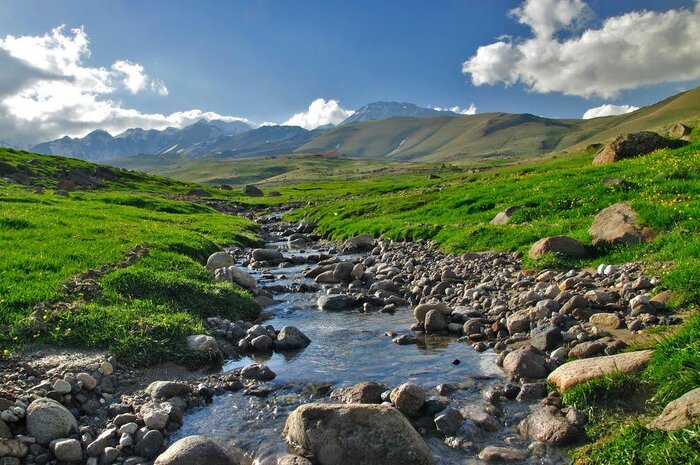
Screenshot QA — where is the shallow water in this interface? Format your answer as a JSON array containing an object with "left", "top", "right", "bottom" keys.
[{"left": 173, "top": 245, "right": 567, "bottom": 464}]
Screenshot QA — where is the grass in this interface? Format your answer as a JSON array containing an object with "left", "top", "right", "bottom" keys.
[
  {"left": 564, "top": 315, "right": 700, "bottom": 465},
  {"left": 0, "top": 149, "right": 262, "bottom": 365}
]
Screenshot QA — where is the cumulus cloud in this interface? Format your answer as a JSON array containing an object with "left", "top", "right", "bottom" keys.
[
  {"left": 0, "top": 26, "right": 244, "bottom": 145},
  {"left": 582, "top": 104, "right": 639, "bottom": 119},
  {"left": 462, "top": 0, "right": 700, "bottom": 98},
  {"left": 283, "top": 98, "right": 354, "bottom": 130},
  {"left": 434, "top": 104, "right": 477, "bottom": 115}
]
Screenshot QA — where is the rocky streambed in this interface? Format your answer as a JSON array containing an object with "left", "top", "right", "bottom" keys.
[{"left": 0, "top": 209, "right": 679, "bottom": 465}]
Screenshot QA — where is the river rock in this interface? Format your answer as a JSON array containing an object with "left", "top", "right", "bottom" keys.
[
  {"left": 186, "top": 335, "right": 220, "bottom": 356},
  {"left": 530, "top": 324, "right": 561, "bottom": 351},
  {"left": 424, "top": 309, "right": 447, "bottom": 332},
  {"left": 0, "top": 439, "right": 27, "bottom": 458},
  {"left": 519, "top": 406, "right": 579, "bottom": 446},
  {"left": 317, "top": 294, "right": 359, "bottom": 311},
  {"left": 252, "top": 248, "right": 284, "bottom": 262},
  {"left": 547, "top": 350, "right": 653, "bottom": 392},
  {"left": 146, "top": 381, "right": 193, "bottom": 400},
  {"left": 240, "top": 363, "right": 276, "bottom": 381},
  {"left": 135, "top": 430, "right": 164, "bottom": 458},
  {"left": 53, "top": 379, "right": 72, "bottom": 394},
  {"left": 251, "top": 335, "right": 273, "bottom": 351},
  {"left": 648, "top": 387, "right": 700, "bottom": 432},
  {"left": 26, "top": 398, "right": 78, "bottom": 445},
  {"left": 330, "top": 381, "right": 388, "bottom": 404},
  {"left": 76, "top": 372, "right": 97, "bottom": 390},
  {"left": 389, "top": 382, "right": 425, "bottom": 416},
  {"left": 434, "top": 408, "right": 463, "bottom": 436},
  {"left": 413, "top": 302, "right": 449, "bottom": 323},
  {"left": 528, "top": 236, "right": 588, "bottom": 259},
  {"left": 593, "top": 131, "right": 679, "bottom": 166},
  {"left": 502, "top": 347, "right": 549, "bottom": 379},
  {"left": 53, "top": 438, "right": 82, "bottom": 463},
  {"left": 490, "top": 206, "right": 521, "bottom": 225},
  {"left": 333, "top": 262, "right": 355, "bottom": 282},
  {"left": 589, "top": 203, "right": 652, "bottom": 247},
  {"left": 229, "top": 266, "right": 257, "bottom": 289},
  {"left": 273, "top": 326, "right": 311, "bottom": 350},
  {"left": 478, "top": 446, "right": 528, "bottom": 462},
  {"left": 344, "top": 234, "right": 375, "bottom": 251},
  {"left": 315, "top": 271, "right": 339, "bottom": 284},
  {"left": 155, "top": 435, "right": 244, "bottom": 465},
  {"left": 568, "top": 340, "right": 606, "bottom": 359},
  {"left": 283, "top": 403, "right": 435, "bottom": 465},
  {"left": 589, "top": 313, "right": 622, "bottom": 329},
  {"left": 206, "top": 251, "right": 234, "bottom": 271},
  {"left": 506, "top": 309, "right": 531, "bottom": 334}
]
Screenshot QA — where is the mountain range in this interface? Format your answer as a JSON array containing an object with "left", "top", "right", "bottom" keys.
[{"left": 17, "top": 89, "right": 700, "bottom": 164}]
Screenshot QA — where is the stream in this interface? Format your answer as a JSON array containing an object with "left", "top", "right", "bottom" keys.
[{"left": 171, "top": 237, "right": 568, "bottom": 464}]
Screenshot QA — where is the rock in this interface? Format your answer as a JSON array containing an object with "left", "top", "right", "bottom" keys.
[
  {"left": 101, "top": 447, "right": 120, "bottom": 464},
  {"left": 53, "top": 379, "right": 72, "bottom": 394},
  {"left": 206, "top": 251, "right": 234, "bottom": 271},
  {"left": 490, "top": 206, "right": 521, "bottom": 225},
  {"left": 389, "top": 383, "right": 425, "bottom": 416},
  {"left": 589, "top": 313, "right": 622, "bottom": 329},
  {"left": 506, "top": 309, "right": 531, "bottom": 334},
  {"left": 333, "top": 262, "right": 355, "bottom": 282},
  {"left": 568, "top": 341, "right": 606, "bottom": 359},
  {"left": 243, "top": 185, "right": 264, "bottom": 197},
  {"left": 478, "top": 446, "right": 528, "bottom": 462},
  {"left": 186, "top": 335, "right": 220, "bottom": 356},
  {"left": 53, "top": 438, "right": 82, "bottom": 463},
  {"left": 344, "top": 234, "right": 375, "bottom": 251},
  {"left": 648, "top": 387, "right": 700, "bottom": 432},
  {"left": 99, "top": 361, "right": 114, "bottom": 375},
  {"left": 146, "top": 381, "right": 193, "bottom": 400},
  {"left": 0, "top": 420, "right": 10, "bottom": 439},
  {"left": 0, "top": 439, "right": 27, "bottom": 458},
  {"left": 26, "top": 398, "right": 78, "bottom": 445},
  {"left": 502, "top": 347, "right": 549, "bottom": 379},
  {"left": 187, "top": 189, "right": 210, "bottom": 197},
  {"left": 666, "top": 123, "right": 691, "bottom": 139},
  {"left": 240, "top": 364, "right": 276, "bottom": 381},
  {"left": 228, "top": 266, "right": 257, "bottom": 289},
  {"left": 593, "top": 132, "right": 681, "bottom": 166},
  {"left": 434, "top": 408, "right": 463, "bottom": 436},
  {"left": 76, "top": 372, "right": 97, "bottom": 390},
  {"left": 268, "top": 191, "right": 282, "bottom": 197},
  {"left": 351, "top": 264, "right": 365, "bottom": 280},
  {"left": 547, "top": 350, "right": 653, "bottom": 392},
  {"left": 424, "top": 309, "right": 447, "bottom": 332},
  {"left": 135, "top": 430, "right": 163, "bottom": 459},
  {"left": 251, "top": 335, "right": 273, "bottom": 351},
  {"left": 530, "top": 324, "right": 562, "bottom": 352},
  {"left": 143, "top": 406, "right": 169, "bottom": 430},
  {"left": 273, "top": 326, "right": 311, "bottom": 350},
  {"left": 317, "top": 294, "right": 359, "bottom": 311},
  {"left": 330, "top": 382, "right": 388, "bottom": 404},
  {"left": 589, "top": 203, "right": 652, "bottom": 247},
  {"left": 528, "top": 236, "right": 588, "bottom": 259},
  {"left": 315, "top": 271, "right": 338, "bottom": 284},
  {"left": 252, "top": 248, "right": 284, "bottom": 262},
  {"left": 283, "top": 403, "right": 435, "bottom": 465},
  {"left": 413, "top": 303, "right": 449, "bottom": 322},
  {"left": 519, "top": 407, "right": 578, "bottom": 446}
]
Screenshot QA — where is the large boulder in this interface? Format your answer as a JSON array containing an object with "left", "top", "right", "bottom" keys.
[
  {"left": 26, "top": 398, "right": 78, "bottom": 445},
  {"left": 490, "top": 206, "right": 521, "bottom": 225},
  {"left": 502, "top": 347, "right": 549, "bottom": 379},
  {"left": 519, "top": 406, "right": 579, "bottom": 446},
  {"left": 547, "top": 350, "right": 653, "bottom": 392},
  {"left": 529, "top": 236, "right": 588, "bottom": 259},
  {"left": 330, "top": 381, "right": 388, "bottom": 404},
  {"left": 206, "top": 251, "right": 234, "bottom": 271},
  {"left": 283, "top": 403, "right": 435, "bottom": 465},
  {"left": 648, "top": 387, "right": 700, "bottom": 432},
  {"left": 243, "top": 185, "right": 264, "bottom": 197},
  {"left": 666, "top": 123, "right": 691, "bottom": 139},
  {"left": 154, "top": 435, "right": 244, "bottom": 465},
  {"left": 317, "top": 294, "right": 359, "bottom": 311},
  {"left": 593, "top": 132, "right": 679, "bottom": 166},
  {"left": 589, "top": 203, "right": 653, "bottom": 248},
  {"left": 273, "top": 326, "right": 311, "bottom": 351},
  {"left": 252, "top": 248, "right": 284, "bottom": 262}
]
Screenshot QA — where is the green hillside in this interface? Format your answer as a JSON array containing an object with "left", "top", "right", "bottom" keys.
[
  {"left": 297, "top": 86, "right": 700, "bottom": 162},
  {"left": 0, "top": 149, "right": 262, "bottom": 365}
]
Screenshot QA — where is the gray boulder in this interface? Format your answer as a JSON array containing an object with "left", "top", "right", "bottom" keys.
[
  {"left": 243, "top": 185, "right": 264, "bottom": 197},
  {"left": 283, "top": 403, "right": 435, "bottom": 465},
  {"left": 502, "top": 347, "right": 549, "bottom": 379},
  {"left": 529, "top": 236, "right": 587, "bottom": 259},
  {"left": 589, "top": 203, "right": 652, "bottom": 248},
  {"left": 206, "top": 251, "right": 234, "bottom": 271},
  {"left": 26, "top": 398, "right": 78, "bottom": 445},
  {"left": 273, "top": 326, "right": 311, "bottom": 351},
  {"left": 53, "top": 438, "right": 82, "bottom": 463},
  {"left": 186, "top": 335, "right": 220, "bottom": 356},
  {"left": 519, "top": 406, "right": 579, "bottom": 446},
  {"left": 593, "top": 131, "right": 681, "bottom": 166},
  {"left": 154, "top": 435, "right": 245, "bottom": 465},
  {"left": 490, "top": 206, "right": 521, "bottom": 225},
  {"left": 145, "top": 381, "right": 193, "bottom": 400},
  {"left": 317, "top": 294, "right": 359, "bottom": 311},
  {"left": 252, "top": 249, "right": 284, "bottom": 262}
]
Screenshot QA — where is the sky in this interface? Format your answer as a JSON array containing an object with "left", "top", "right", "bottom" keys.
[{"left": 1, "top": 0, "right": 699, "bottom": 145}]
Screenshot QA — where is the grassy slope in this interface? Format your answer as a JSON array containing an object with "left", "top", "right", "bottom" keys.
[
  {"left": 297, "top": 86, "right": 700, "bottom": 162},
  {"left": 0, "top": 149, "right": 262, "bottom": 365}
]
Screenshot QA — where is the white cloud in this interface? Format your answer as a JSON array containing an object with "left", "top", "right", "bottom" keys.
[
  {"left": 283, "top": 98, "right": 354, "bottom": 130},
  {"left": 463, "top": 0, "right": 700, "bottom": 98},
  {"left": 434, "top": 104, "right": 477, "bottom": 115},
  {"left": 582, "top": 104, "right": 639, "bottom": 119},
  {"left": 0, "top": 26, "right": 245, "bottom": 145}
]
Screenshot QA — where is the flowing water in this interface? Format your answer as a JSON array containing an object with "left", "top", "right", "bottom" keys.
[{"left": 172, "top": 242, "right": 567, "bottom": 464}]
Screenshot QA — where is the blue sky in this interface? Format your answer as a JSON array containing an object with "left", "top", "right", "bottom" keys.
[{"left": 1, "top": 0, "right": 699, "bottom": 143}]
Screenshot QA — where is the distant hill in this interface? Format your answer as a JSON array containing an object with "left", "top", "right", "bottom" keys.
[
  {"left": 340, "top": 101, "right": 456, "bottom": 125},
  {"left": 30, "top": 119, "right": 252, "bottom": 162},
  {"left": 298, "top": 86, "right": 700, "bottom": 161}
]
